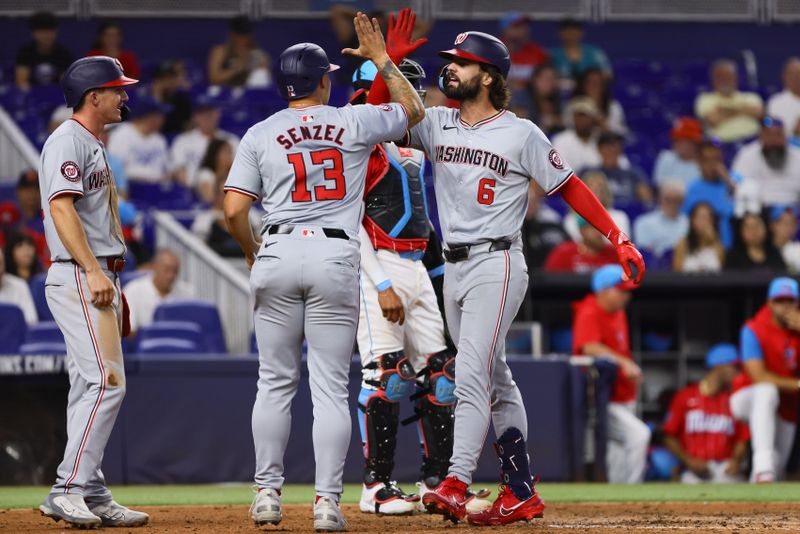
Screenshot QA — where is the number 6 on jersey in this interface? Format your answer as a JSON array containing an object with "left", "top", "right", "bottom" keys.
[{"left": 477, "top": 177, "right": 496, "bottom": 205}]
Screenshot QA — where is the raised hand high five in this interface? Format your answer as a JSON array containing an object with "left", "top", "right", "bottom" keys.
[{"left": 385, "top": 8, "right": 428, "bottom": 62}]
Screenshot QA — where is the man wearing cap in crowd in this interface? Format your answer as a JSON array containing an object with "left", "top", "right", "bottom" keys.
[
  {"left": 770, "top": 205, "right": 800, "bottom": 274},
  {"left": 663, "top": 344, "right": 749, "bottom": 484},
  {"left": 572, "top": 264, "right": 651, "bottom": 483},
  {"left": 633, "top": 179, "right": 688, "bottom": 258},
  {"left": 15, "top": 11, "right": 73, "bottom": 90},
  {"left": 730, "top": 276, "right": 800, "bottom": 482},
  {"left": 498, "top": 12, "right": 548, "bottom": 90},
  {"left": 107, "top": 96, "right": 172, "bottom": 184},
  {"left": 733, "top": 116, "right": 800, "bottom": 216},
  {"left": 552, "top": 97, "right": 603, "bottom": 172},
  {"left": 581, "top": 131, "right": 653, "bottom": 206},
  {"left": 653, "top": 117, "right": 703, "bottom": 189},
  {"left": 169, "top": 94, "right": 240, "bottom": 188}
]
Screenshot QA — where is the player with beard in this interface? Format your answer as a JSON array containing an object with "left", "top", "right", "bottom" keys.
[{"left": 364, "top": 24, "right": 645, "bottom": 525}]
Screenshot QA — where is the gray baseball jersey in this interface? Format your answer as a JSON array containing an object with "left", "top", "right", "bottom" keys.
[
  {"left": 225, "top": 103, "right": 408, "bottom": 236},
  {"left": 233, "top": 102, "right": 408, "bottom": 501},
  {"left": 39, "top": 119, "right": 126, "bottom": 260},
  {"left": 404, "top": 107, "right": 573, "bottom": 244},
  {"left": 39, "top": 117, "right": 126, "bottom": 503}
]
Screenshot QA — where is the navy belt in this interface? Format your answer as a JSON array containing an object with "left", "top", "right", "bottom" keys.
[
  {"left": 443, "top": 240, "right": 511, "bottom": 263},
  {"left": 266, "top": 224, "right": 349, "bottom": 240}
]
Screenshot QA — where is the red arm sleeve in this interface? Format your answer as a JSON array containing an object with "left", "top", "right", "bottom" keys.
[
  {"left": 572, "top": 302, "right": 602, "bottom": 354},
  {"left": 662, "top": 390, "right": 686, "bottom": 437},
  {"left": 558, "top": 174, "right": 619, "bottom": 240}
]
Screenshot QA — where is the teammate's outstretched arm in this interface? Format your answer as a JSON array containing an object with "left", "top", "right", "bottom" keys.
[
  {"left": 342, "top": 12, "right": 425, "bottom": 128},
  {"left": 557, "top": 175, "right": 646, "bottom": 284}
]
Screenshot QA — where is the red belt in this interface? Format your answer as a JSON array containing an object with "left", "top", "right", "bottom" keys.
[{"left": 56, "top": 256, "right": 126, "bottom": 273}]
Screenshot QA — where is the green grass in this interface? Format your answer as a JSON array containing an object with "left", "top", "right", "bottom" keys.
[{"left": 3, "top": 482, "right": 800, "bottom": 510}]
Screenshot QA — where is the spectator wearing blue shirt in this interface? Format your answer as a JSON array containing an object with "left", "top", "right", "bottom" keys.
[
  {"left": 633, "top": 180, "right": 689, "bottom": 257},
  {"left": 683, "top": 141, "right": 739, "bottom": 249},
  {"left": 581, "top": 132, "right": 653, "bottom": 207},
  {"left": 550, "top": 19, "right": 611, "bottom": 87},
  {"left": 653, "top": 117, "right": 703, "bottom": 189}
]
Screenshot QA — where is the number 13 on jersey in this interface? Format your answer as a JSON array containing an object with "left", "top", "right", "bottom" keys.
[{"left": 288, "top": 148, "right": 346, "bottom": 203}]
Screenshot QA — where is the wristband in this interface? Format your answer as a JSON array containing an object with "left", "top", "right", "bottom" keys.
[{"left": 376, "top": 280, "right": 392, "bottom": 292}]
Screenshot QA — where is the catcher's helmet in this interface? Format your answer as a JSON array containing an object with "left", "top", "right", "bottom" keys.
[
  {"left": 438, "top": 31, "right": 510, "bottom": 78},
  {"left": 276, "top": 43, "right": 340, "bottom": 101},
  {"left": 61, "top": 56, "right": 138, "bottom": 108},
  {"left": 351, "top": 58, "right": 426, "bottom": 96}
]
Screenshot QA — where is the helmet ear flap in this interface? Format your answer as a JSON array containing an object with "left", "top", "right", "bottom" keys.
[{"left": 437, "top": 64, "right": 450, "bottom": 95}]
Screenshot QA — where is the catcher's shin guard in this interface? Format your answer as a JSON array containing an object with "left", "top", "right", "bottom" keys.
[
  {"left": 359, "top": 351, "right": 416, "bottom": 482},
  {"left": 403, "top": 350, "right": 456, "bottom": 483}
]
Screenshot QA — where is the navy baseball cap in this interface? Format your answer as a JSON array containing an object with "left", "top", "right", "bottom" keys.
[
  {"left": 705, "top": 343, "right": 738, "bottom": 369},
  {"left": 762, "top": 116, "right": 785, "bottom": 129},
  {"left": 592, "top": 265, "right": 636, "bottom": 293},
  {"left": 768, "top": 277, "right": 799, "bottom": 301},
  {"left": 769, "top": 204, "right": 798, "bottom": 222}
]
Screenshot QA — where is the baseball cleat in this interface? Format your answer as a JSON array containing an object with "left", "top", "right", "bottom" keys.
[
  {"left": 86, "top": 499, "right": 149, "bottom": 527},
  {"left": 466, "top": 484, "right": 545, "bottom": 526},
  {"left": 421, "top": 475, "right": 469, "bottom": 523},
  {"left": 314, "top": 496, "right": 347, "bottom": 532},
  {"left": 250, "top": 487, "right": 282, "bottom": 525},
  {"left": 39, "top": 493, "right": 102, "bottom": 529},
  {"left": 359, "top": 481, "right": 418, "bottom": 515},
  {"left": 417, "top": 480, "right": 491, "bottom": 513}
]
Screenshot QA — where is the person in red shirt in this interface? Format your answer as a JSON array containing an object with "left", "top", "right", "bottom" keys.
[
  {"left": 730, "top": 277, "right": 800, "bottom": 482},
  {"left": 573, "top": 264, "right": 650, "bottom": 483},
  {"left": 87, "top": 22, "right": 141, "bottom": 80},
  {"left": 664, "top": 344, "right": 749, "bottom": 483},
  {"left": 498, "top": 12, "right": 549, "bottom": 91},
  {"left": 544, "top": 216, "right": 618, "bottom": 272}
]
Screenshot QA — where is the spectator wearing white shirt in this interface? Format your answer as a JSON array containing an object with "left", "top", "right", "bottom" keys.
[
  {"left": 107, "top": 97, "right": 171, "bottom": 183},
  {"left": 733, "top": 117, "right": 800, "bottom": 214},
  {"left": 695, "top": 59, "right": 764, "bottom": 143},
  {"left": 633, "top": 180, "right": 689, "bottom": 257},
  {"left": 0, "top": 249, "right": 37, "bottom": 325},
  {"left": 169, "top": 96, "right": 239, "bottom": 188},
  {"left": 767, "top": 58, "right": 800, "bottom": 138},
  {"left": 552, "top": 97, "right": 602, "bottom": 172},
  {"left": 653, "top": 117, "right": 703, "bottom": 189},
  {"left": 770, "top": 205, "right": 800, "bottom": 274},
  {"left": 123, "top": 249, "right": 194, "bottom": 335}
]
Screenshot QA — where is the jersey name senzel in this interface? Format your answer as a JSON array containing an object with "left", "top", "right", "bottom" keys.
[
  {"left": 277, "top": 124, "right": 346, "bottom": 150},
  {"left": 433, "top": 145, "right": 509, "bottom": 177}
]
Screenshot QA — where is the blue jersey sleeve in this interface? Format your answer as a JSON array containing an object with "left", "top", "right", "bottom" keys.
[{"left": 739, "top": 325, "right": 763, "bottom": 361}]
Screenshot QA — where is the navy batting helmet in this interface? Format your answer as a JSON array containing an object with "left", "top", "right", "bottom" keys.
[
  {"left": 61, "top": 56, "right": 138, "bottom": 108},
  {"left": 276, "top": 43, "right": 340, "bottom": 101},
  {"left": 438, "top": 31, "right": 510, "bottom": 78}
]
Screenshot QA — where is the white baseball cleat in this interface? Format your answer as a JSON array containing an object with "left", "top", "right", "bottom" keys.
[
  {"left": 86, "top": 499, "right": 149, "bottom": 527},
  {"left": 359, "top": 481, "right": 417, "bottom": 515},
  {"left": 250, "top": 487, "right": 282, "bottom": 525},
  {"left": 39, "top": 493, "right": 102, "bottom": 529},
  {"left": 314, "top": 496, "right": 347, "bottom": 532}
]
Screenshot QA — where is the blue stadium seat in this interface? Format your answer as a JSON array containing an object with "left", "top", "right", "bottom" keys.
[
  {"left": 134, "top": 320, "right": 203, "bottom": 353},
  {"left": 0, "top": 303, "right": 27, "bottom": 354},
  {"left": 549, "top": 327, "right": 573, "bottom": 354},
  {"left": 128, "top": 181, "right": 197, "bottom": 210},
  {"left": 250, "top": 331, "right": 257, "bottom": 354},
  {"left": 136, "top": 337, "right": 200, "bottom": 355},
  {"left": 29, "top": 272, "right": 53, "bottom": 321},
  {"left": 25, "top": 321, "right": 64, "bottom": 344},
  {"left": 153, "top": 300, "right": 226, "bottom": 353},
  {"left": 19, "top": 341, "right": 67, "bottom": 355}
]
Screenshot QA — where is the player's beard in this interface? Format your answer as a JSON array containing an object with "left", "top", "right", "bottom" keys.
[{"left": 442, "top": 72, "right": 482, "bottom": 102}]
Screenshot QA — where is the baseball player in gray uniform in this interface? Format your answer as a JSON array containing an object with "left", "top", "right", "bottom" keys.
[
  {"left": 362, "top": 29, "right": 645, "bottom": 525},
  {"left": 223, "top": 13, "right": 424, "bottom": 532},
  {"left": 37, "top": 56, "right": 149, "bottom": 529}
]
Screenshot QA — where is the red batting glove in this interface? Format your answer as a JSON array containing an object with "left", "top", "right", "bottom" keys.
[
  {"left": 385, "top": 8, "right": 428, "bottom": 63},
  {"left": 609, "top": 230, "right": 646, "bottom": 286}
]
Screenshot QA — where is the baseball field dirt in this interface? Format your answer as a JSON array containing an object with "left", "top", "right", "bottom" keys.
[{"left": 3, "top": 502, "right": 800, "bottom": 533}]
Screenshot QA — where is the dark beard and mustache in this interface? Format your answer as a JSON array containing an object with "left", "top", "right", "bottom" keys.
[
  {"left": 442, "top": 71, "right": 482, "bottom": 101},
  {"left": 762, "top": 145, "right": 787, "bottom": 170}
]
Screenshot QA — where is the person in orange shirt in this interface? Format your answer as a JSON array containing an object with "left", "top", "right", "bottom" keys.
[
  {"left": 87, "top": 22, "right": 141, "bottom": 80},
  {"left": 573, "top": 264, "right": 651, "bottom": 483}
]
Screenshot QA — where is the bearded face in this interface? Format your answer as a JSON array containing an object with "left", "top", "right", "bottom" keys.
[
  {"left": 441, "top": 63, "right": 483, "bottom": 102},
  {"left": 762, "top": 145, "right": 787, "bottom": 170}
]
